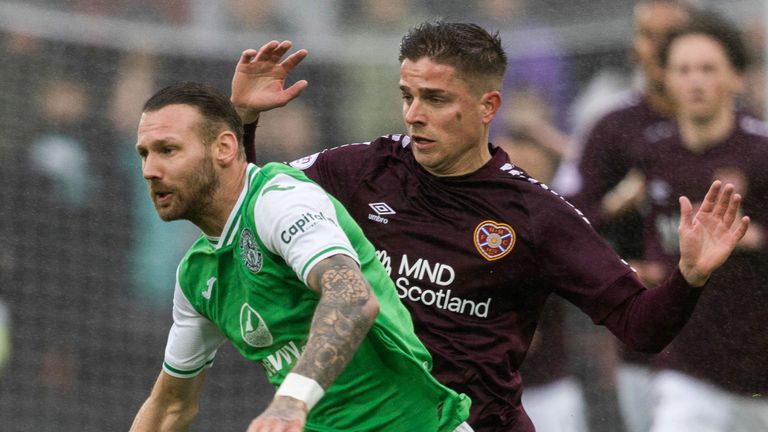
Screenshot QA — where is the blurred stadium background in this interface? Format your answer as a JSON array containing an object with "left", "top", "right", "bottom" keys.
[{"left": 0, "top": 0, "right": 764, "bottom": 430}]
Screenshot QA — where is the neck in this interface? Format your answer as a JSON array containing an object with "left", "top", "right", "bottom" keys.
[
  {"left": 679, "top": 106, "right": 736, "bottom": 154},
  {"left": 197, "top": 161, "right": 248, "bottom": 236}
]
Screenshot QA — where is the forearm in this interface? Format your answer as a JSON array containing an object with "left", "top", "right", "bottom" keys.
[
  {"left": 293, "top": 258, "right": 380, "bottom": 389},
  {"left": 130, "top": 371, "right": 204, "bottom": 432},
  {"left": 601, "top": 268, "right": 702, "bottom": 353},
  {"left": 130, "top": 395, "right": 198, "bottom": 432}
]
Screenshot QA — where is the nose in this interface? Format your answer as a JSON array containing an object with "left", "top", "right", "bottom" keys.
[
  {"left": 404, "top": 98, "right": 425, "bottom": 126},
  {"left": 142, "top": 153, "right": 162, "bottom": 180}
]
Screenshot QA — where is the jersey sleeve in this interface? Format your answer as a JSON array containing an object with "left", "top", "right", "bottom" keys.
[
  {"left": 253, "top": 174, "right": 359, "bottom": 284},
  {"left": 528, "top": 189, "right": 701, "bottom": 352},
  {"left": 163, "top": 275, "right": 227, "bottom": 378}
]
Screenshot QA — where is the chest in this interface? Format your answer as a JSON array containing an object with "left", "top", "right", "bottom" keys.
[
  {"left": 643, "top": 143, "right": 757, "bottom": 209},
  {"left": 183, "top": 241, "right": 316, "bottom": 365},
  {"left": 341, "top": 171, "right": 547, "bottom": 320}
]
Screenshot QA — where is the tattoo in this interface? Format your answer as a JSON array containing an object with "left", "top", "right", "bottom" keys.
[
  {"left": 268, "top": 397, "right": 307, "bottom": 420},
  {"left": 294, "top": 255, "right": 375, "bottom": 389}
]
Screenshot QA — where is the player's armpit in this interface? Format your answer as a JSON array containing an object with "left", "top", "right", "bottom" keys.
[
  {"left": 295, "top": 254, "right": 380, "bottom": 390},
  {"left": 129, "top": 370, "right": 207, "bottom": 432}
]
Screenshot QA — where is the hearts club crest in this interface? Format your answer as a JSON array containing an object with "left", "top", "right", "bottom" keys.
[{"left": 474, "top": 220, "right": 516, "bottom": 261}]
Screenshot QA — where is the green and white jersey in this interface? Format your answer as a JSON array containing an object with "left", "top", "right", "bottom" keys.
[{"left": 162, "top": 163, "right": 470, "bottom": 432}]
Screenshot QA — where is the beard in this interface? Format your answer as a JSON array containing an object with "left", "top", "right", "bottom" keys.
[{"left": 153, "top": 153, "right": 220, "bottom": 223}]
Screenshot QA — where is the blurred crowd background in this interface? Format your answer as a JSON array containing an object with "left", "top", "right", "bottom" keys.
[{"left": 0, "top": 0, "right": 765, "bottom": 431}]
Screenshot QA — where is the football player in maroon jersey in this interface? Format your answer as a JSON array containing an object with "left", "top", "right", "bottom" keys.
[
  {"left": 570, "top": 2, "right": 693, "bottom": 430},
  {"left": 228, "top": 21, "right": 749, "bottom": 432},
  {"left": 639, "top": 12, "right": 768, "bottom": 432}
]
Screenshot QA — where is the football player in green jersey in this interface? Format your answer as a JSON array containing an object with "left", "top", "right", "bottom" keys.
[{"left": 129, "top": 82, "right": 472, "bottom": 432}]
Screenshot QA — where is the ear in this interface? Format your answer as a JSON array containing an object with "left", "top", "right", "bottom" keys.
[
  {"left": 213, "top": 131, "right": 240, "bottom": 166},
  {"left": 731, "top": 72, "right": 746, "bottom": 95},
  {"left": 480, "top": 91, "right": 502, "bottom": 125}
]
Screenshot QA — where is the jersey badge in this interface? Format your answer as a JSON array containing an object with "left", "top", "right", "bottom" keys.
[
  {"left": 474, "top": 220, "right": 516, "bottom": 261},
  {"left": 240, "top": 228, "right": 263, "bottom": 273},
  {"left": 202, "top": 276, "right": 216, "bottom": 300},
  {"left": 367, "top": 202, "right": 395, "bottom": 224},
  {"left": 240, "top": 303, "right": 274, "bottom": 347}
]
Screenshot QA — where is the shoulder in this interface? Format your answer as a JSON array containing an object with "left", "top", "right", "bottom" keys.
[
  {"left": 737, "top": 114, "right": 768, "bottom": 142},
  {"left": 251, "top": 167, "right": 324, "bottom": 208},
  {"left": 495, "top": 162, "right": 586, "bottom": 218},
  {"left": 287, "top": 134, "right": 408, "bottom": 169},
  {"left": 176, "top": 236, "right": 214, "bottom": 292}
]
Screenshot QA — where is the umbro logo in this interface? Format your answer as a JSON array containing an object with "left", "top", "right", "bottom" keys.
[
  {"left": 369, "top": 202, "right": 396, "bottom": 215},
  {"left": 368, "top": 202, "right": 395, "bottom": 224}
]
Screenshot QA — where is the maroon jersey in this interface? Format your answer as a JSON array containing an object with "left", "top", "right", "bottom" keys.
[
  {"left": 637, "top": 114, "right": 768, "bottom": 396},
  {"left": 287, "top": 134, "right": 702, "bottom": 431},
  {"left": 574, "top": 93, "right": 676, "bottom": 364},
  {"left": 575, "top": 93, "right": 674, "bottom": 227}
]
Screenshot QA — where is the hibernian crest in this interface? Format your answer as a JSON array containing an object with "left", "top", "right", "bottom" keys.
[{"left": 240, "top": 228, "right": 263, "bottom": 273}]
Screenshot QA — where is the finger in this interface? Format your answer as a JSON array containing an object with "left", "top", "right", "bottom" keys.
[
  {"left": 733, "top": 216, "right": 751, "bottom": 241},
  {"left": 272, "top": 40, "right": 293, "bottom": 58},
  {"left": 713, "top": 183, "right": 735, "bottom": 220},
  {"left": 279, "top": 80, "right": 309, "bottom": 106},
  {"left": 239, "top": 48, "right": 260, "bottom": 65},
  {"left": 679, "top": 195, "right": 693, "bottom": 229},
  {"left": 722, "top": 192, "right": 741, "bottom": 228},
  {"left": 265, "top": 40, "right": 293, "bottom": 64},
  {"left": 254, "top": 40, "right": 281, "bottom": 62},
  {"left": 697, "top": 180, "right": 722, "bottom": 215},
  {"left": 280, "top": 49, "right": 309, "bottom": 71}
]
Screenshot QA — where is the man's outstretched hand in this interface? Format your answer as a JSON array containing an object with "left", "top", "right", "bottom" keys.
[
  {"left": 678, "top": 180, "right": 750, "bottom": 287},
  {"left": 231, "top": 40, "right": 308, "bottom": 124}
]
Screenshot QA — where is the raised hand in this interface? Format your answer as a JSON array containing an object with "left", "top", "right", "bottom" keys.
[
  {"left": 231, "top": 40, "right": 309, "bottom": 124},
  {"left": 677, "top": 180, "right": 750, "bottom": 287}
]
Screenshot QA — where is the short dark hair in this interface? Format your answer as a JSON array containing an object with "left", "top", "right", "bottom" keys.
[
  {"left": 143, "top": 81, "right": 244, "bottom": 146},
  {"left": 399, "top": 21, "right": 508, "bottom": 91},
  {"left": 659, "top": 11, "right": 749, "bottom": 73}
]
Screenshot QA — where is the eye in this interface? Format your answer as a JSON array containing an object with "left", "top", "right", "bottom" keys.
[
  {"left": 161, "top": 146, "right": 177, "bottom": 155},
  {"left": 401, "top": 94, "right": 413, "bottom": 103}
]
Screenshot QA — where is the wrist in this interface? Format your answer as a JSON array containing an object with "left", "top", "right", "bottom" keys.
[
  {"left": 234, "top": 105, "right": 260, "bottom": 125},
  {"left": 678, "top": 263, "right": 708, "bottom": 288},
  {"left": 275, "top": 373, "right": 324, "bottom": 411}
]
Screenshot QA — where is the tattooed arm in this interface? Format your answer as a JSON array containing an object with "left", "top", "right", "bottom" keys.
[{"left": 246, "top": 254, "right": 380, "bottom": 432}]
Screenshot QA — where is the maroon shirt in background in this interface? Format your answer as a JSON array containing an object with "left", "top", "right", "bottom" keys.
[
  {"left": 285, "top": 134, "right": 701, "bottom": 431},
  {"left": 637, "top": 114, "right": 768, "bottom": 396},
  {"left": 574, "top": 93, "right": 674, "bottom": 227}
]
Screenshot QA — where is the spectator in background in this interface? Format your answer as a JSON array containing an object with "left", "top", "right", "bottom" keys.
[
  {"left": 569, "top": 2, "right": 691, "bottom": 431},
  {"left": 476, "top": 0, "right": 572, "bottom": 132},
  {"left": 248, "top": 100, "right": 323, "bottom": 165},
  {"left": 643, "top": 12, "right": 768, "bottom": 432},
  {"left": 223, "top": 0, "right": 291, "bottom": 33},
  {"left": 742, "top": 21, "right": 766, "bottom": 119},
  {"left": 108, "top": 50, "right": 203, "bottom": 307},
  {"left": 0, "top": 298, "right": 9, "bottom": 375},
  {"left": 336, "top": 0, "right": 429, "bottom": 141}
]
